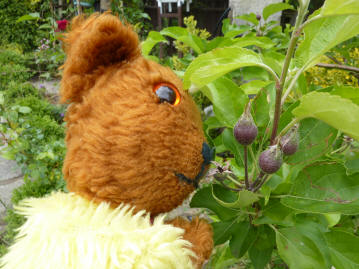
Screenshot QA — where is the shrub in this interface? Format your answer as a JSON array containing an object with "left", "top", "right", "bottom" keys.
[
  {"left": 0, "top": 81, "right": 66, "bottom": 256},
  {"left": 0, "top": 0, "right": 54, "bottom": 51}
]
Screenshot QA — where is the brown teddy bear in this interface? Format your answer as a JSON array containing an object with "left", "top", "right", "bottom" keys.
[{"left": 0, "top": 13, "right": 213, "bottom": 269}]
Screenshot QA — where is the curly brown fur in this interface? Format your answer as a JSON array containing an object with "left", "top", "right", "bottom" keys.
[
  {"left": 60, "top": 13, "right": 214, "bottom": 267},
  {"left": 167, "top": 217, "right": 213, "bottom": 267}
]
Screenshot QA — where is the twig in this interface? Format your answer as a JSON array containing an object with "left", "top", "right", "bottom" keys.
[
  {"left": 315, "top": 63, "right": 359, "bottom": 73},
  {"left": 270, "top": 1, "right": 309, "bottom": 145},
  {"left": 252, "top": 174, "right": 269, "bottom": 192},
  {"left": 244, "top": 145, "right": 249, "bottom": 189}
]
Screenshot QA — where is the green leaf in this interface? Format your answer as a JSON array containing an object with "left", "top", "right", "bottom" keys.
[
  {"left": 261, "top": 51, "right": 285, "bottom": 76},
  {"left": 212, "top": 185, "right": 259, "bottom": 209},
  {"left": 232, "top": 36, "right": 275, "bottom": 49},
  {"left": 293, "top": 92, "right": 359, "bottom": 141},
  {"left": 160, "top": 27, "right": 204, "bottom": 54},
  {"left": 344, "top": 159, "right": 359, "bottom": 175},
  {"left": 330, "top": 86, "right": 359, "bottom": 106},
  {"left": 229, "top": 222, "right": 257, "bottom": 258},
  {"left": 190, "top": 186, "right": 238, "bottom": 220},
  {"left": 16, "top": 13, "right": 40, "bottom": 23},
  {"left": 201, "top": 77, "right": 248, "bottom": 128},
  {"left": 276, "top": 227, "right": 328, "bottom": 269},
  {"left": 248, "top": 225, "right": 275, "bottom": 269},
  {"left": 18, "top": 106, "right": 31, "bottom": 114},
  {"left": 321, "top": 0, "right": 359, "bottom": 16},
  {"left": 325, "top": 230, "right": 359, "bottom": 269},
  {"left": 286, "top": 118, "right": 337, "bottom": 167},
  {"left": 295, "top": 15, "right": 359, "bottom": 70},
  {"left": 262, "top": 3, "right": 294, "bottom": 21},
  {"left": 281, "top": 163, "right": 359, "bottom": 215},
  {"left": 235, "top": 13, "right": 259, "bottom": 26},
  {"left": 184, "top": 47, "right": 271, "bottom": 89},
  {"left": 240, "top": 80, "right": 272, "bottom": 95},
  {"left": 252, "top": 86, "right": 271, "bottom": 128},
  {"left": 255, "top": 200, "right": 294, "bottom": 226},
  {"left": 141, "top": 31, "right": 167, "bottom": 56},
  {"left": 208, "top": 243, "right": 238, "bottom": 269},
  {"left": 0, "top": 92, "right": 4, "bottom": 105},
  {"left": 212, "top": 219, "right": 242, "bottom": 245}
]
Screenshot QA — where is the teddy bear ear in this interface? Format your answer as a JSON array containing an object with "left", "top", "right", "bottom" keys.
[{"left": 60, "top": 13, "right": 141, "bottom": 103}]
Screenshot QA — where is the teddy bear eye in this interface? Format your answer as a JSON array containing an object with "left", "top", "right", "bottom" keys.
[{"left": 153, "top": 83, "right": 181, "bottom": 106}]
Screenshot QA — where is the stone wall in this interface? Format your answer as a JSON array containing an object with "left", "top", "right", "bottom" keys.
[{"left": 229, "top": 0, "right": 283, "bottom": 23}]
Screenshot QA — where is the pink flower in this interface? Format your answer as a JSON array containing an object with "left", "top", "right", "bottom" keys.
[{"left": 56, "top": 20, "right": 68, "bottom": 32}]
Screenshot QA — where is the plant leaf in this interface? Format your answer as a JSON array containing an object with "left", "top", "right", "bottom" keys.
[
  {"left": 201, "top": 77, "right": 248, "bottom": 127},
  {"left": 232, "top": 36, "right": 275, "bottom": 49},
  {"left": 285, "top": 118, "right": 337, "bottom": 167},
  {"left": 281, "top": 163, "right": 359, "bottom": 215},
  {"left": 183, "top": 47, "right": 270, "bottom": 89},
  {"left": 344, "top": 159, "right": 359, "bottom": 176},
  {"left": 248, "top": 225, "right": 275, "bottom": 269},
  {"left": 230, "top": 222, "right": 257, "bottom": 258},
  {"left": 235, "top": 13, "right": 259, "bottom": 26},
  {"left": 262, "top": 3, "right": 294, "bottom": 21},
  {"left": 240, "top": 80, "right": 272, "bottom": 95},
  {"left": 325, "top": 230, "right": 359, "bottom": 269},
  {"left": 18, "top": 106, "right": 31, "bottom": 114},
  {"left": 212, "top": 185, "right": 259, "bottom": 209},
  {"left": 141, "top": 31, "right": 167, "bottom": 56},
  {"left": 321, "top": 0, "right": 359, "bottom": 16},
  {"left": 190, "top": 186, "right": 238, "bottom": 220},
  {"left": 16, "top": 13, "right": 40, "bottom": 23},
  {"left": 212, "top": 219, "right": 243, "bottom": 245},
  {"left": 295, "top": 15, "right": 359, "bottom": 70},
  {"left": 160, "top": 27, "right": 205, "bottom": 54},
  {"left": 293, "top": 92, "right": 359, "bottom": 141},
  {"left": 330, "top": 86, "right": 359, "bottom": 106},
  {"left": 276, "top": 227, "right": 328, "bottom": 269}
]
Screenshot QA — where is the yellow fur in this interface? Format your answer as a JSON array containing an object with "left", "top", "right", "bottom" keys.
[{"left": 0, "top": 192, "right": 195, "bottom": 269}]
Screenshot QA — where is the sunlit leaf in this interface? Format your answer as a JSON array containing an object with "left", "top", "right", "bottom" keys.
[
  {"left": 235, "top": 13, "right": 259, "bottom": 26},
  {"left": 201, "top": 77, "right": 248, "bottom": 127},
  {"left": 321, "top": 0, "right": 359, "bottom": 16},
  {"left": 263, "top": 3, "right": 294, "bottom": 21},
  {"left": 184, "top": 47, "right": 271, "bottom": 89},
  {"left": 141, "top": 31, "right": 167, "bottom": 56},
  {"left": 160, "top": 27, "right": 205, "bottom": 54},
  {"left": 232, "top": 36, "right": 275, "bottom": 49},
  {"left": 295, "top": 15, "right": 359, "bottom": 70},
  {"left": 293, "top": 92, "right": 359, "bottom": 141},
  {"left": 330, "top": 86, "right": 359, "bottom": 106}
]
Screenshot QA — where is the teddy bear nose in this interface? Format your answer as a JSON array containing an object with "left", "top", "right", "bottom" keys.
[
  {"left": 201, "top": 142, "right": 214, "bottom": 166},
  {"left": 175, "top": 142, "right": 214, "bottom": 188}
]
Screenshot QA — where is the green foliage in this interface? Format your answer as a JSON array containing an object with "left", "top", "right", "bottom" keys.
[
  {"left": 145, "top": 0, "right": 359, "bottom": 267},
  {"left": 0, "top": 64, "right": 33, "bottom": 89},
  {"left": 0, "top": 47, "right": 66, "bottom": 253},
  {"left": 111, "top": 0, "right": 151, "bottom": 36},
  {"left": 0, "top": 0, "right": 53, "bottom": 51}
]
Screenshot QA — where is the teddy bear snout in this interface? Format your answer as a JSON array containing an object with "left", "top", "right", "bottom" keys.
[{"left": 175, "top": 142, "right": 214, "bottom": 188}]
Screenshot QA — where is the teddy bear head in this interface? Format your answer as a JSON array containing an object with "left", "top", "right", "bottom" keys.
[{"left": 60, "top": 14, "right": 211, "bottom": 216}]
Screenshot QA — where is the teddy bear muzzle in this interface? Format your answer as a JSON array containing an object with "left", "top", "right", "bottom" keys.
[{"left": 175, "top": 142, "right": 214, "bottom": 188}]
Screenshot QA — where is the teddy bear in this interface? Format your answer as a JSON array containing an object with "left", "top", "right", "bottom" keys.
[{"left": 0, "top": 13, "right": 213, "bottom": 269}]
